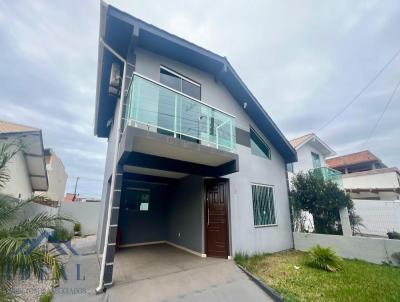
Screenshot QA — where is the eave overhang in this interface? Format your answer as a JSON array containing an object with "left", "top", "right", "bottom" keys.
[{"left": 94, "top": 1, "right": 297, "bottom": 163}]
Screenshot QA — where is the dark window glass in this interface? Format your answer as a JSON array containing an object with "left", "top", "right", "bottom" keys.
[
  {"left": 182, "top": 79, "right": 201, "bottom": 100},
  {"left": 125, "top": 189, "right": 150, "bottom": 212},
  {"left": 160, "top": 68, "right": 181, "bottom": 91},
  {"left": 250, "top": 128, "right": 271, "bottom": 159},
  {"left": 287, "top": 163, "right": 294, "bottom": 173},
  {"left": 252, "top": 185, "right": 276, "bottom": 226}
]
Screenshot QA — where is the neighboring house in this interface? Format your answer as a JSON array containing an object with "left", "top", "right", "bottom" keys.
[
  {"left": 35, "top": 148, "right": 67, "bottom": 203},
  {"left": 288, "top": 133, "right": 341, "bottom": 186},
  {"left": 327, "top": 150, "right": 400, "bottom": 201},
  {"left": 94, "top": 3, "right": 297, "bottom": 289},
  {"left": 0, "top": 120, "right": 48, "bottom": 200}
]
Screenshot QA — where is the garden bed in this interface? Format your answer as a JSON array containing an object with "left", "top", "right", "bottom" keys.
[{"left": 235, "top": 250, "right": 400, "bottom": 302}]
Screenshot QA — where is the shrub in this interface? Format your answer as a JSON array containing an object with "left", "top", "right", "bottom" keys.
[
  {"left": 53, "top": 226, "right": 72, "bottom": 242},
  {"left": 305, "top": 245, "right": 343, "bottom": 272},
  {"left": 391, "top": 252, "right": 400, "bottom": 265},
  {"left": 73, "top": 223, "right": 81, "bottom": 236},
  {"left": 387, "top": 232, "right": 400, "bottom": 240},
  {"left": 39, "top": 291, "right": 53, "bottom": 302}
]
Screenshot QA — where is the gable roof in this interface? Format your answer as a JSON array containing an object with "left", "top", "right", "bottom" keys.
[
  {"left": 0, "top": 120, "right": 48, "bottom": 191},
  {"left": 326, "top": 150, "right": 383, "bottom": 169},
  {"left": 289, "top": 133, "right": 335, "bottom": 156},
  {"left": 94, "top": 2, "right": 297, "bottom": 163}
]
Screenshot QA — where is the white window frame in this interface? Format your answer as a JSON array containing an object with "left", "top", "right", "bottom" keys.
[{"left": 251, "top": 183, "right": 278, "bottom": 228}]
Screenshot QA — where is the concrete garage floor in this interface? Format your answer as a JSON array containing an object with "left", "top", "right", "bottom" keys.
[{"left": 107, "top": 244, "right": 273, "bottom": 302}]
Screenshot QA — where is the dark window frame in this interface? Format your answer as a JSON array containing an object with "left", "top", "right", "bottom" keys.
[
  {"left": 250, "top": 127, "right": 271, "bottom": 159},
  {"left": 124, "top": 188, "right": 150, "bottom": 212},
  {"left": 160, "top": 65, "right": 201, "bottom": 100}
]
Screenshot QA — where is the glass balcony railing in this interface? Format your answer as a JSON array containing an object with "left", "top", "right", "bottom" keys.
[
  {"left": 313, "top": 167, "right": 343, "bottom": 187},
  {"left": 124, "top": 73, "right": 236, "bottom": 152}
]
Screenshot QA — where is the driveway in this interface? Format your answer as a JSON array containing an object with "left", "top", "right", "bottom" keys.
[{"left": 55, "top": 241, "right": 272, "bottom": 302}]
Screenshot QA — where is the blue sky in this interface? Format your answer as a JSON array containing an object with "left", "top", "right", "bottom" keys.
[{"left": 0, "top": 0, "right": 399, "bottom": 198}]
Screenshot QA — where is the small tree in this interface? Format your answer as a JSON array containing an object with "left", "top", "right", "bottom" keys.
[{"left": 290, "top": 171, "right": 353, "bottom": 235}]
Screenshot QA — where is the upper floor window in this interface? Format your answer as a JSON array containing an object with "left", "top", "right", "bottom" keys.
[
  {"left": 287, "top": 162, "right": 294, "bottom": 173},
  {"left": 160, "top": 66, "right": 201, "bottom": 100},
  {"left": 311, "top": 152, "right": 321, "bottom": 168},
  {"left": 250, "top": 128, "right": 271, "bottom": 159}
]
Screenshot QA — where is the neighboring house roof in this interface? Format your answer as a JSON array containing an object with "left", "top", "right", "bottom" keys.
[
  {"left": 326, "top": 150, "right": 384, "bottom": 169},
  {"left": 0, "top": 120, "right": 48, "bottom": 191},
  {"left": 94, "top": 2, "right": 297, "bottom": 163},
  {"left": 289, "top": 133, "right": 336, "bottom": 157},
  {"left": 0, "top": 120, "right": 39, "bottom": 134}
]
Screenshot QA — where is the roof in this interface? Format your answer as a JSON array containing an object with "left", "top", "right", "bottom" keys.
[
  {"left": 94, "top": 2, "right": 297, "bottom": 163},
  {"left": 0, "top": 120, "right": 48, "bottom": 191},
  {"left": 289, "top": 133, "right": 335, "bottom": 156},
  {"left": 0, "top": 120, "right": 39, "bottom": 134},
  {"left": 326, "top": 150, "right": 382, "bottom": 169}
]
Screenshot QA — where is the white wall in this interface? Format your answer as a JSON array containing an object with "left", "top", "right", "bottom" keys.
[
  {"left": 1, "top": 149, "right": 32, "bottom": 200},
  {"left": 353, "top": 200, "right": 400, "bottom": 237},
  {"left": 343, "top": 170, "right": 399, "bottom": 190},
  {"left": 60, "top": 201, "right": 101, "bottom": 236},
  {"left": 293, "top": 143, "right": 326, "bottom": 174},
  {"left": 43, "top": 153, "right": 67, "bottom": 202},
  {"left": 294, "top": 232, "right": 400, "bottom": 265}
]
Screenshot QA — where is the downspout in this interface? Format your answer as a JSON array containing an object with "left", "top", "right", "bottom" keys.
[{"left": 96, "top": 38, "right": 127, "bottom": 294}]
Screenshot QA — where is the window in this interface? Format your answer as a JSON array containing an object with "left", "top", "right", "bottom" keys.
[
  {"left": 250, "top": 128, "right": 271, "bottom": 159},
  {"left": 287, "top": 162, "right": 294, "bottom": 173},
  {"left": 124, "top": 188, "right": 150, "bottom": 212},
  {"left": 160, "top": 66, "right": 201, "bottom": 100},
  {"left": 311, "top": 152, "right": 321, "bottom": 169},
  {"left": 252, "top": 184, "right": 276, "bottom": 226}
]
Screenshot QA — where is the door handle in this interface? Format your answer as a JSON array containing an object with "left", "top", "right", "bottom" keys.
[{"left": 207, "top": 208, "right": 210, "bottom": 226}]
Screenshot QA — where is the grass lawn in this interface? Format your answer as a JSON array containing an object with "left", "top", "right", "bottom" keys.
[{"left": 235, "top": 250, "right": 400, "bottom": 302}]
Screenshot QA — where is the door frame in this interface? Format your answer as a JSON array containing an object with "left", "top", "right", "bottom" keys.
[{"left": 204, "top": 178, "right": 231, "bottom": 258}]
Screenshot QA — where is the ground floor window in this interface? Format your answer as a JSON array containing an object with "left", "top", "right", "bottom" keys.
[
  {"left": 125, "top": 188, "right": 150, "bottom": 212},
  {"left": 251, "top": 184, "right": 276, "bottom": 226}
]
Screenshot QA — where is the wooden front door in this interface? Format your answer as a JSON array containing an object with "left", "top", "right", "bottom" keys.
[{"left": 205, "top": 179, "right": 230, "bottom": 258}]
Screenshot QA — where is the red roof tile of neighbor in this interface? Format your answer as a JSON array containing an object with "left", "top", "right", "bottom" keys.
[
  {"left": 0, "top": 120, "right": 39, "bottom": 134},
  {"left": 326, "top": 150, "right": 381, "bottom": 168},
  {"left": 289, "top": 133, "right": 314, "bottom": 149}
]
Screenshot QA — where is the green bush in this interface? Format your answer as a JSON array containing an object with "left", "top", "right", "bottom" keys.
[
  {"left": 387, "top": 232, "right": 400, "bottom": 240},
  {"left": 73, "top": 222, "right": 81, "bottom": 235},
  {"left": 305, "top": 245, "right": 343, "bottom": 272},
  {"left": 39, "top": 291, "right": 53, "bottom": 302},
  {"left": 54, "top": 226, "right": 72, "bottom": 242}
]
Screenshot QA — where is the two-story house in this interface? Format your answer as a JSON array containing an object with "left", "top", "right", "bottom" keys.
[
  {"left": 288, "top": 133, "right": 341, "bottom": 186},
  {"left": 327, "top": 150, "right": 400, "bottom": 200},
  {"left": 94, "top": 3, "right": 297, "bottom": 290}
]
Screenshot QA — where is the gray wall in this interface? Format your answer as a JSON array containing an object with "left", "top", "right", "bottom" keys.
[
  {"left": 167, "top": 175, "right": 204, "bottom": 253},
  {"left": 118, "top": 181, "right": 169, "bottom": 245},
  {"left": 135, "top": 48, "right": 293, "bottom": 255},
  {"left": 97, "top": 46, "right": 294, "bottom": 256}
]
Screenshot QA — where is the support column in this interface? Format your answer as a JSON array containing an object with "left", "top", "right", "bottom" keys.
[{"left": 339, "top": 207, "right": 352, "bottom": 237}]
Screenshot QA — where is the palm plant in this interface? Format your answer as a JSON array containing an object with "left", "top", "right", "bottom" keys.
[
  {"left": 0, "top": 141, "right": 71, "bottom": 300},
  {"left": 305, "top": 245, "right": 344, "bottom": 272}
]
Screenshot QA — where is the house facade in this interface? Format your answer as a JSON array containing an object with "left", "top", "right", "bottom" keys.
[
  {"left": 327, "top": 150, "right": 400, "bottom": 200},
  {"left": 288, "top": 133, "right": 342, "bottom": 186},
  {"left": 94, "top": 3, "right": 296, "bottom": 290},
  {"left": 0, "top": 121, "right": 48, "bottom": 200}
]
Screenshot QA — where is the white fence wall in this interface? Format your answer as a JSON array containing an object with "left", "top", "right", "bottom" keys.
[
  {"left": 294, "top": 232, "right": 400, "bottom": 265},
  {"left": 19, "top": 202, "right": 60, "bottom": 221},
  {"left": 59, "top": 201, "right": 101, "bottom": 236},
  {"left": 353, "top": 200, "right": 400, "bottom": 237}
]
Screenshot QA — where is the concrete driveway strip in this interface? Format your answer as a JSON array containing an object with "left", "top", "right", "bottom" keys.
[{"left": 107, "top": 259, "right": 272, "bottom": 302}]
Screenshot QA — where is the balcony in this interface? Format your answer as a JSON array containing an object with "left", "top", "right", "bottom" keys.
[
  {"left": 313, "top": 167, "right": 343, "bottom": 187},
  {"left": 124, "top": 73, "right": 236, "bottom": 152}
]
